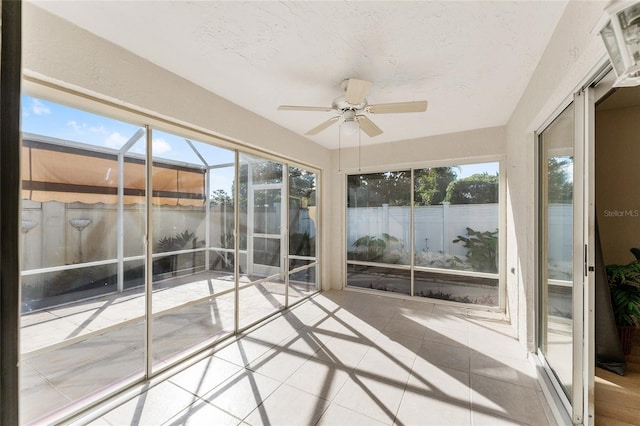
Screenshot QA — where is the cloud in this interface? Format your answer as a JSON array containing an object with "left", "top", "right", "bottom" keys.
[
  {"left": 67, "top": 120, "right": 86, "bottom": 133},
  {"left": 153, "top": 138, "right": 172, "bottom": 154},
  {"left": 122, "top": 137, "right": 172, "bottom": 155},
  {"left": 90, "top": 125, "right": 108, "bottom": 135},
  {"left": 105, "top": 132, "right": 127, "bottom": 149},
  {"left": 31, "top": 99, "right": 51, "bottom": 116}
]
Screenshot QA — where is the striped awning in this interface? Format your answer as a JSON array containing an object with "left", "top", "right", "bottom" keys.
[{"left": 21, "top": 136, "right": 206, "bottom": 206}]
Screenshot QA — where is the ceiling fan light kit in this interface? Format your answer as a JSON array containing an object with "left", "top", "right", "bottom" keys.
[{"left": 278, "top": 78, "right": 428, "bottom": 137}]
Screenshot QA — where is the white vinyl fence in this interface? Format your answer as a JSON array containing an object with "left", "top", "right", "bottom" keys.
[
  {"left": 347, "top": 203, "right": 572, "bottom": 276},
  {"left": 347, "top": 203, "right": 498, "bottom": 260}
]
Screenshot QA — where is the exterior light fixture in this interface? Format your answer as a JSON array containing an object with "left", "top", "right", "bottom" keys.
[
  {"left": 595, "top": 0, "right": 640, "bottom": 87},
  {"left": 69, "top": 218, "right": 92, "bottom": 262}
]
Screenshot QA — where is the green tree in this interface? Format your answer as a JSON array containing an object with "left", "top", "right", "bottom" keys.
[
  {"left": 347, "top": 171, "right": 411, "bottom": 207},
  {"left": 210, "top": 189, "right": 232, "bottom": 205},
  {"left": 445, "top": 173, "right": 498, "bottom": 204},
  {"left": 236, "top": 161, "right": 283, "bottom": 211},
  {"left": 547, "top": 157, "right": 573, "bottom": 204},
  {"left": 289, "top": 167, "right": 316, "bottom": 206},
  {"left": 414, "top": 167, "right": 457, "bottom": 206}
]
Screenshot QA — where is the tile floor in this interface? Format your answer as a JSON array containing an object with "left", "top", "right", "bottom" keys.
[
  {"left": 75, "top": 290, "right": 554, "bottom": 426},
  {"left": 21, "top": 272, "right": 315, "bottom": 424}
]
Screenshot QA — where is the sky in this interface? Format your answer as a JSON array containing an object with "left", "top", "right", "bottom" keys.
[
  {"left": 456, "top": 162, "right": 499, "bottom": 179},
  {"left": 21, "top": 95, "right": 236, "bottom": 194}
]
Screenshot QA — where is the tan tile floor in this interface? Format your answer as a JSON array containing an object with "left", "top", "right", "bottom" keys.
[{"left": 67, "top": 289, "right": 554, "bottom": 426}]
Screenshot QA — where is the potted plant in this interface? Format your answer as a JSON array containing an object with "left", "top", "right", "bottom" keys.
[{"left": 606, "top": 256, "right": 640, "bottom": 355}]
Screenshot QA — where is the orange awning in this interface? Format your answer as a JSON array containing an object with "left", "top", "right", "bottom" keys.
[{"left": 21, "top": 137, "right": 206, "bottom": 206}]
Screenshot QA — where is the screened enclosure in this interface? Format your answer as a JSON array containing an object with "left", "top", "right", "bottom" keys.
[
  {"left": 19, "top": 95, "right": 320, "bottom": 424},
  {"left": 346, "top": 164, "right": 501, "bottom": 306}
]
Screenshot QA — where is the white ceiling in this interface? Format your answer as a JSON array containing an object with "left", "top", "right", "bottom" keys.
[{"left": 32, "top": 1, "right": 572, "bottom": 149}]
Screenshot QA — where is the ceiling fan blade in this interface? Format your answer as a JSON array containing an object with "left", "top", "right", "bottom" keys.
[
  {"left": 345, "top": 78, "right": 372, "bottom": 105},
  {"left": 356, "top": 115, "right": 383, "bottom": 137},
  {"left": 368, "top": 101, "right": 428, "bottom": 114},
  {"left": 305, "top": 116, "right": 340, "bottom": 135},
  {"left": 278, "top": 105, "right": 333, "bottom": 112}
]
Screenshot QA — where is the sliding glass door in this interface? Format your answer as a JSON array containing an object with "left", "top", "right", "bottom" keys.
[
  {"left": 537, "top": 88, "right": 593, "bottom": 424},
  {"left": 538, "top": 102, "right": 576, "bottom": 402},
  {"left": 19, "top": 95, "right": 321, "bottom": 423}
]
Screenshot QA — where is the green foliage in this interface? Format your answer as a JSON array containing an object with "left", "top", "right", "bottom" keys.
[
  {"left": 610, "top": 284, "right": 640, "bottom": 326},
  {"left": 157, "top": 229, "right": 200, "bottom": 252},
  {"left": 452, "top": 227, "right": 498, "bottom": 273},
  {"left": 414, "top": 167, "right": 457, "bottom": 206},
  {"left": 210, "top": 189, "right": 232, "bottom": 206},
  {"left": 445, "top": 173, "right": 498, "bottom": 204},
  {"left": 236, "top": 161, "right": 283, "bottom": 211},
  {"left": 350, "top": 233, "right": 403, "bottom": 263},
  {"left": 546, "top": 157, "right": 573, "bottom": 204},
  {"left": 348, "top": 171, "right": 411, "bottom": 207},
  {"left": 606, "top": 254, "right": 640, "bottom": 326},
  {"left": 607, "top": 260, "right": 640, "bottom": 287},
  {"left": 289, "top": 167, "right": 317, "bottom": 203},
  {"left": 352, "top": 235, "right": 386, "bottom": 261}
]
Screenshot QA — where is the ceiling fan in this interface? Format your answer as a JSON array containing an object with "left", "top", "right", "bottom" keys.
[{"left": 278, "top": 78, "right": 428, "bottom": 137}]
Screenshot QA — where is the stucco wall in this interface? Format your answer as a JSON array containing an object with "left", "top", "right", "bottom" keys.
[{"left": 505, "top": 0, "right": 607, "bottom": 351}]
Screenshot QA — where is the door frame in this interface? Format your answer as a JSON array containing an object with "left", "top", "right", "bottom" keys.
[
  {"left": 246, "top": 162, "right": 287, "bottom": 278},
  {"left": 535, "top": 61, "right": 612, "bottom": 426}
]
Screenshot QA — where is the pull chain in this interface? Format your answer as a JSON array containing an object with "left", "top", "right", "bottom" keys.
[
  {"left": 338, "top": 121, "right": 342, "bottom": 173},
  {"left": 358, "top": 126, "right": 362, "bottom": 172}
]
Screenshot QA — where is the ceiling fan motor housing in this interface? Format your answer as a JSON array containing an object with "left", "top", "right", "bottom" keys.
[{"left": 332, "top": 96, "right": 367, "bottom": 114}]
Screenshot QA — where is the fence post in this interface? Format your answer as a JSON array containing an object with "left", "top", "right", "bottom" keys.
[
  {"left": 442, "top": 202, "right": 450, "bottom": 256},
  {"left": 382, "top": 203, "right": 389, "bottom": 236}
]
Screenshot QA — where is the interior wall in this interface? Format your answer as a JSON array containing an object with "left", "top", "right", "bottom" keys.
[
  {"left": 327, "top": 126, "right": 506, "bottom": 290},
  {"left": 505, "top": 0, "right": 607, "bottom": 351},
  {"left": 596, "top": 105, "right": 640, "bottom": 267},
  {"left": 21, "top": 3, "right": 333, "bottom": 290}
]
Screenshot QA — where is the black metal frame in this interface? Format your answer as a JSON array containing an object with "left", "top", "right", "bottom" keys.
[{"left": 1, "top": 1, "right": 23, "bottom": 424}]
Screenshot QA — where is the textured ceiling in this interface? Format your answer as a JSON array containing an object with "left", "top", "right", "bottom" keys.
[{"left": 32, "top": 1, "right": 570, "bottom": 149}]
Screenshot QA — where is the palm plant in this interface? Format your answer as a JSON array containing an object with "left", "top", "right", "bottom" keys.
[{"left": 606, "top": 258, "right": 640, "bottom": 327}]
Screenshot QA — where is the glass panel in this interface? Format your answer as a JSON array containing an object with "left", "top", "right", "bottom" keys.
[
  {"left": 22, "top": 263, "right": 117, "bottom": 312},
  {"left": 539, "top": 103, "right": 575, "bottom": 399},
  {"left": 414, "top": 269, "right": 498, "bottom": 306},
  {"left": 253, "top": 189, "right": 281, "bottom": 234},
  {"left": 347, "top": 171, "right": 411, "bottom": 266},
  {"left": 253, "top": 237, "right": 281, "bottom": 267},
  {"left": 346, "top": 264, "right": 411, "bottom": 295},
  {"left": 151, "top": 131, "right": 234, "bottom": 370},
  {"left": 19, "top": 96, "right": 146, "bottom": 423},
  {"left": 208, "top": 158, "right": 236, "bottom": 291},
  {"left": 620, "top": 4, "right": 640, "bottom": 64},
  {"left": 123, "top": 259, "right": 145, "bottom": 290},
  {"left": 152, "top": 292, "right": 235, "bottom": 365},
  {"left": 601, "top": 21, "right": 626, "bottom": 76},
  {"left": 238, "top": 276, "right": 286, "bottom": 328},
  {"left": 413, "top": 163, "right": 499, "bottom": 306},
  {"left": 251, "top": 160, "right": 283, "bottom": 184},
  {"left": 289, "top": 264, "right": 317, "bottom": 304},
  {"left": 238, "top": 154, "right": 285, "bottom": 328},
  {"left": 289, "top": 166, "right": 317, "bottom": 258},
  {"left": 289, "top": 166, "right": 318, "bottom": 300}
]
